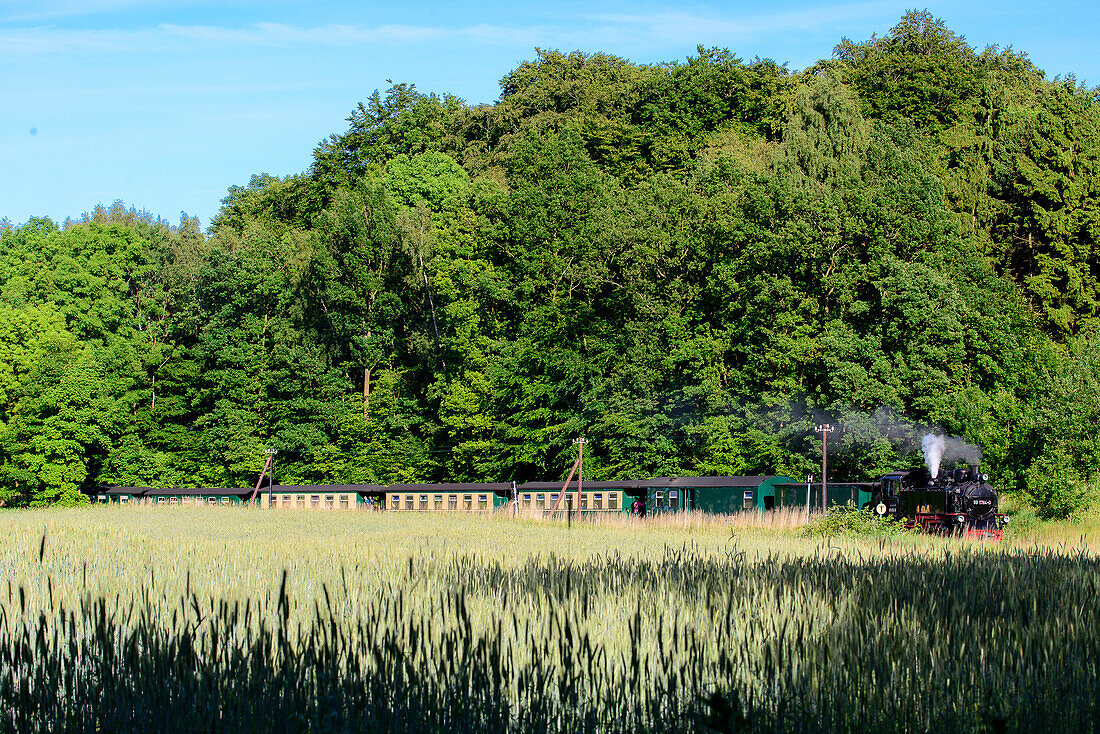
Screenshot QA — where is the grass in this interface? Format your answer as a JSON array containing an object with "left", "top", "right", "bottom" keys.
[{"left": 1, "top": 507, "right": 1098, "bottom": 732}]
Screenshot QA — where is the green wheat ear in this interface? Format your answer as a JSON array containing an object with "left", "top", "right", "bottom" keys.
[{"left": 0, "top": 509, "right": 1096, "bottom": 732}]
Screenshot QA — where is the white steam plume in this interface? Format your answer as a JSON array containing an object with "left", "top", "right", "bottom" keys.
[{"left": 922, "top": 434, "right": 945, "bottom": 478}]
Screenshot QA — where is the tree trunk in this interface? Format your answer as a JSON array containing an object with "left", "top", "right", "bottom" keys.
[
  {"left": 363, "top": 327, "right": 373, "bottom": 420},
  {"left": 363, "top": 366, "right": 371, "bottom": 420}
]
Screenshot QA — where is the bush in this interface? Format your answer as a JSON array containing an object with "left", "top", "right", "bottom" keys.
[
  {"left": 1003, "top": 506, "right": 1040, "bottom": 538},
  {"left": 1024, "top": 448, "right": 1095, "bottom": 520},
  {"left": 803, "top": 502, "right": 911, "bottom": 538}
]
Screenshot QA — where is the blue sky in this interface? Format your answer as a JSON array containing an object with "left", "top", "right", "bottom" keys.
[{"left": 3, "top": 0, "right": 1098, "bottom": 229}]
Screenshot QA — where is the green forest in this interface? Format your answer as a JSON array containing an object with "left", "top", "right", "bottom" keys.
[{"left": 2, "top": 11, "right": 1098, "bottom": 516}]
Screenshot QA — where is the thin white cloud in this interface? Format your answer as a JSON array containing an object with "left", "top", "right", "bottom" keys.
[
  {"left": 0, "top": 0, "right": 230, "bottom": 23},
  {"left": 585, "top": 0, "right": 908, "bottom": 38},
  {"left": 572, "top": 0, "right": 915, "bottom": 47},
  {"left": 0, "top": 3, "right": 915, "bottom": 57},
  {"left": 17, "top": 79, "right": 352, "bottom": 97},
  {"left": 159, "top": 21, "right": 449, "bottom": 46},
  {"left": 0, "top": 25, "right": 159, "bottom": 53},
  {"left": 0, "top": 21, "right": 491, "bottom": 54}
]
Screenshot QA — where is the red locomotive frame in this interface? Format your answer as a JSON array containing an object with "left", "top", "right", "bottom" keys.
[{"left": 908, "top": 512, "right": 1005, "bottom": 540}]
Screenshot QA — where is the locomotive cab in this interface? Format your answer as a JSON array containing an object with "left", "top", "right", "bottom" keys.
[{"left": 867, "top": 472, "right": 906, "bottom": 517}]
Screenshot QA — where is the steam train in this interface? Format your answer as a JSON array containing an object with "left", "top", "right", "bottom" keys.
[
  {"left": 866, "top": 464, "right": 1007, "bottom": 539},
  {"left": 95, "top": 465, "right": 1009, "bottom": 539}
]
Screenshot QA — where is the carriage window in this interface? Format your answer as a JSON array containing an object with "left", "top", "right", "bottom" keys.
[
  {"left": 296, "top": 495, "right": 305, "bottom": 508},
  {"left": 448, "top": 495, "right": 458, "bottom": 510},
  {"left": 119, "top": 496, "right": 128, "bottom": 503},
  {"left": 522, "top": 494, "right": 532, "bottom": 504},
  {"left": 463, "top": 494, "right": 473, "bottom": 509},
  {"left": 579, "top": 493, "right": 588, "bottom": 509},
  {"left": 170, "top": 497, "right": 179, "bottom": 504},
  {"left": 594, "top": 493, "right": 603, "bottom": 509},
  {"left": 325, "top": 495, "right": 334, "bottom": 509},
  {"left": 340, "top": 496, "right": 350, "bottom": 509},
  {"left": 391, "top": 495, "right": 401, "bottom": 508},
  {"left": 610, "top": 492, "right": 619, "bottom": 510},
  {"left": 434, "top": 495, "right": 443, "bottom": 510},
  {"left": 537, "top": 494, "right": 545, "bottom": 506},
  {"left": 478, "top": 494, "right": 488, "bottom": 509}
]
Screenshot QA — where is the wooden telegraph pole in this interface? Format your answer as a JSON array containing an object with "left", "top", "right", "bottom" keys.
[
  {"left": 815, "top": 424, "right": 834, "bottom": 511},
  {"left": 573, "top": 437, "right": 588, "bottom": 521},
  {"left": 548, "top": 437, "right": 589, "bottom": 518},
  {"left": 248, "top": 447, "right": 278, "bottom": 505}
]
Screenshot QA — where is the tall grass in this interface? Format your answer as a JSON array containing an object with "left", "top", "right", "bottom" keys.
[
  {"left": 575, "top": 506, "right": 812, "bottom": 530},
  {"left": 0, "top": 508, "right": 1097, "bottom": 732}
]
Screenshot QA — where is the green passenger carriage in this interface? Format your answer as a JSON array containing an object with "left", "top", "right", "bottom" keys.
[
  {"left": 771, "top": 481, "right": 878, "bottom": 511},
  {"left": 100, "top": 487, "right": 253, "bottom": 506},
  {"left": 94, "top": 475, "right": 895, "bottom": 516},
  {"left": 385, "top": 483, "right": 513, "bottom": 512}
]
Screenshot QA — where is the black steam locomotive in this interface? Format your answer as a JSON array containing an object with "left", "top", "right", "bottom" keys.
[{"left": 867, "top": 465, "right": 1007, "bottom": 539}]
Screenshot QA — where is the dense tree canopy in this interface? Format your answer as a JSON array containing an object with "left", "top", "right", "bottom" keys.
[{"left": 2, "top": 12, "right": 1099, "bottom": 516}]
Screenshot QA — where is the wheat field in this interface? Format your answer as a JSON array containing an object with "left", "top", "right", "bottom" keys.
[{"left": 1, "top": 506, "right": 1097, "bottom": 733}]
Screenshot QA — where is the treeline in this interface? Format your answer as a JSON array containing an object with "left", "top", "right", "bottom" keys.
[{"left": 2, "top": 12, "right": 1099, "bottom": 516}]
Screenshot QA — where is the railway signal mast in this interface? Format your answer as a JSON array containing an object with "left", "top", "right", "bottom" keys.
[{"left": 815, "top": 424, "right": 835, "bottom": 511}]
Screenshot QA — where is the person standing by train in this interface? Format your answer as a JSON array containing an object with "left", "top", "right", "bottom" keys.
[{"left": 632, "top": 497, "right": 645, "bottom": 517}]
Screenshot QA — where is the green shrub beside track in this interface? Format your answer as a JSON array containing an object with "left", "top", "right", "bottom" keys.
[{"left": 802, "top": 503, "right": 912, "bottom": 538}]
